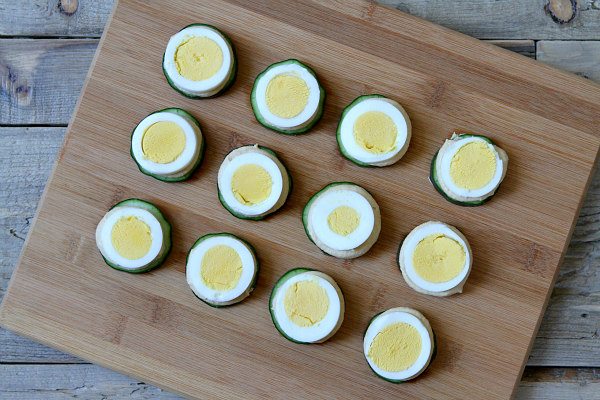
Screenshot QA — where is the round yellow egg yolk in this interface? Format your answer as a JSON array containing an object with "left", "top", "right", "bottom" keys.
[
  {"left": 175, "top": 36, "right": 223, "bottom": 81},
  {"left": 449, "top": 142, "right": 497, "bottom": 190},
  {"left": 231, "top": 164, "right": 273, "bottom": 205},
  {"left": 142, "top": 121, "right": 186, "bottom": 164},
  {"left": 327, "top": 206, "right": 360, "bottom": 236},
  {"left": 200, "top": 245, "right": 243, "bottom": 291},
  {"left": 284, "top": 280, "right": 329, "bottom": 327},
  {"left": 368, "top": 322, "right": 422, "bottom": 372},
  {"left": 265, "top": 74, "right": 309, "bottom": 119},
  {"left": 111, "top": 216, "right": 152, "bottom": 260},
  {"left": 353, "top": 111, "right": 397, "bottom": 154},
  {"left": 412, "top": 234, "right": 466, "bottom": 283}
]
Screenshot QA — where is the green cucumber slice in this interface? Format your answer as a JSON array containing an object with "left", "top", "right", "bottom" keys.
[
  {"left": 102, "top": 199, "right": 172, "bottom": 273},
  {"left": 268, "top": 268, "right": 315, "bottom": 344},
  {"left": 130, "top": 108, "right": 205, "bottom": 183},
  {"left": 186, "top": 232, "right": 259, "bottom": 308},
  {"left": 162, "top": 24, "right": 237, "bottom": 99},
  {"left": 250, "top": 59, "right": 325, "bottom": 135}
]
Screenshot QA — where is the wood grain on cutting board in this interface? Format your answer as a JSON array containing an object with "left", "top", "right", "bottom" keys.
[{"left": 1, "top": 0, "right": 600, "bottom": 399}]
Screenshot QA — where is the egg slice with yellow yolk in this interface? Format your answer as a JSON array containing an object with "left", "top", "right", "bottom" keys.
[
  {"left": 163, "top": 24, "right": 236, "bottom": 98},
  {"left": 131, "top": 108, "right": 204, "bottom": 182},
  {"left": 270, "top": 268, "right": 344, "bottom": 344},
  {"left": 432, "top": 133, "right": 508, "bottom": 205},
  {"left": 186, "top": 233, "right": 259, "bottom": 307},
  {"left": 399, "top": 221, "right": 472, "bottom": 296},
  {"left": 218, "top": 145, "right": 291, "bottom": 220},
  {"left": 364, "top": 307, "right": 435, "bottom": 382},
  {"left": 337, "top": 95, "right": 412, "bottom": 167},
  {"left": 96, "top": 199, "right": 171, "bottom": 273},
  {"left": 303, "top": 182, "right": 381, "bottom": 259},
  {"left": 251, "top": 59, "right": 325, "bottom": 134}
]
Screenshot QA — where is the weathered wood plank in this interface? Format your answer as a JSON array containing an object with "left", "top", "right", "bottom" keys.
[
  {"left": 0, "top": 39, "right": 534, "bottom": 126},
  {"left": 2, "top": 1, "right": 600, "bottom": 40},
  {"left": 0, "top": 0, "right": 114, "bottom": 37},
  {"left": 537, "top": 41, "right": 600, "bottom": 81},
  {"left": 0, "top": 39, "right": 97, "bottom": 125},
  {"left": 0, "top": 364, "right": 597, "bottom": 399}
]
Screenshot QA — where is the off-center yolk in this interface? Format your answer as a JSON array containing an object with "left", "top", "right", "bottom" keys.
[
  {"left": 175, "top": 36, "right": 223, "bottom": 81},
  {"left": 412, "top": 234, "right": 466, "bottom": 283},
  {"left": 200, "top": 245, "right": 243, "bottom": 291},
  {"left": 368, "top": 322, "right": 422, "bottom": 372},
  {"left": 111, "top": 216, "right": 152, "bottom": 260},
  {"left": 353, "top": 111, "right": 397, "bottom": 154},
  {"left": 327, "top": 206, "right": 360, "bottom": 236},
  {"left": 284, "top": 280, "right": 329, "bottom": 327},
  {"left": 231, "top": 164, "right": 273, "bottom": 205},
  {"left": 142, "top": 121, "right": 186, "bottom": 164},
  {"left": 265, "top": 74, "right": 309, "bottom": 119},
  {"left": 450, "top": 142, "right": 497, "bottom": 190}
]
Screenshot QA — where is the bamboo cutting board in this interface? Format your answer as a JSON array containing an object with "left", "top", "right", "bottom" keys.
[{"left": 2, "top": 0, "right": 600, "bottom": 398}]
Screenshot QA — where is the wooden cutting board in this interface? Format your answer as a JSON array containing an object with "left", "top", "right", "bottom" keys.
[{"left": 2, "top": 0, "right": 600, "bottom": 398}]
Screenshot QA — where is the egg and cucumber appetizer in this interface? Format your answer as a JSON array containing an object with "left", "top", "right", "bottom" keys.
[
  {"left": 337, "top": 95, "right": 412, "bottom": 167},
  {"left": 163, "top": 24, "right": 237, "bottom": 98},
  {"left": 130, "top": 108, "right": 204, "bottom": 182},
  {"left": 96, "top": 199, "right": 171, "bottom": 273},
  {"left": 186, "top": 233, "right": 259, "bottom": 307},
  {"left": 431, "top": 133, "right": 508, "bottom": 206},
  {"left": 251, "top": 59, "right": 325, "bottom": 134},
  {"left": 217, "top": 144, "right": 291, "bottom": 220},
  {"left": 269, "top": 268, "right": 344, "bottom": 344},
  {"left": 398, "top": 221, "right": 472, "bottom": 296},
  {"left": 303, "top": 182, "right": 381, "bottom": 259},
  {"left": 364, "top": 307, "right": 435, "bottom": 382}
]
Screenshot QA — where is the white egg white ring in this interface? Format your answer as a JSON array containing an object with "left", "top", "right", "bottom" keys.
[
  {"left": 364, "top": 308, "right": 433, "bottom": 382},
  {"left": 163, "top": 25, "right": 233, "bottom": 96},
  {"left": 186, "top": 235, "right": 257, "bottom": 305},
  {"left": 437, "top": 136, "right": 506, "bottom": 200},
  {"left": 95, "top": 206, "right": 164, "bottom": 271},
  {"left": 309, "top": 189, "right": 375, "bottom": 251},
  {"left": 339, "top": 97, "right": 411, "bottom": 165},
  {"left": 272, "top": 271, "right": 344, "bottom": 343},
  {"left": 254, "top": 63, "right": 321, "bottom": 129},
  {"left": 400, "top": 221, "right": 472, "bottom": 294},
  {"left": 131, "top": 111, "right": 201, "bottom": 176},
  {"left": 218, "top": 146, "right": 286, "bottom": 217}
]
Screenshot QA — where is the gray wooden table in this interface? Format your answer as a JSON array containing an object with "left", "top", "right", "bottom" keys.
[{"left": 1, "top": 1, "right": 599, "bottom": 398}]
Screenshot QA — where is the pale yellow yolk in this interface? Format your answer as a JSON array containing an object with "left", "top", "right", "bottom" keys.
[
  {"left": 327, "top": 206, "right": 360, "bottom": 236},
  {"left": 231, "top": 164, "right": 272, "bottom": 205},
  {"left": 175, "top": 36, "right": 223, "bottom": 81},
  {"left": 111, "top": 216, "right": 152, "bottom": 260},
  {"left": 284, "top": 280, "right": 329, "bottom": 327},
  {"left": 353, "top": 111, "right": 397, "bottom": 154},
  {"left": 200, "top": 245, "right": 243, "bottom": 291},
  {"left": 449, "top": 142, "right": 497, "bottom": 189},
  {"left": 368, "top": 323, "right": 422, "bottom": 372},
  {"left": 412, "top": 234, "right": 466, "bottom": 283},
  {"left": 142, "top": 121, "right": 186, "bottom": 164},
  {"left": 265, "top": 74, "right": 309, "bottom": 119}
]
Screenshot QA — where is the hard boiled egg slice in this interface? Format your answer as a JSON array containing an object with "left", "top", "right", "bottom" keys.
[
  {"left": 218, "top": 144, "right": 291, "bottom": 220},
  {"left": 303, "top": 182, "right": 381, "bottom": 259},
  {"left": 131, "top": 108, "right": 204, "bottom": 182},
  {"left": 251, "top": 59, "right": 325, "bottom": 134},
  {"left": 364, "top": 307, "right": 435, "bottom": 382},
  {"left": 337, "top": 95, "right": 412, "bottom": 167},
  {"left": 431, "top": 133, "right": 508, "bottom": 206},
  {"left": 163, "top": 24, "right": 236, "bottom": 98},
  {"left": 95, "top": 199, "right": 171, "bottom": 273},
  {"left": 186, "top": 233, "right": 258, "bottom": 307},
  {"left": 269, "top": 268, "right": 344, "bottom": 344},
  {"left": 399, "top": 221, "right": 472, "bottom": 296}
]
